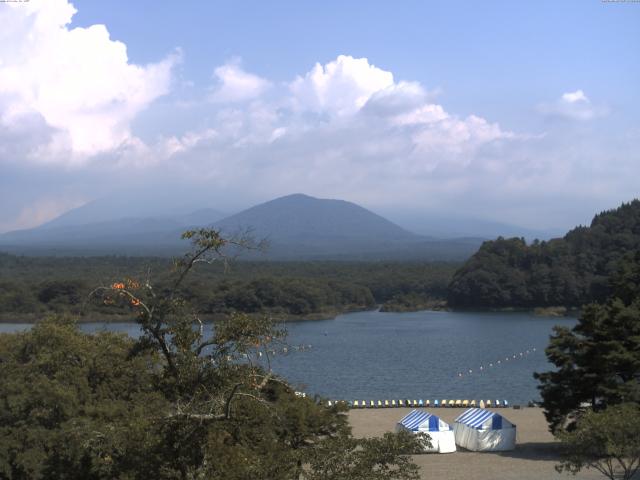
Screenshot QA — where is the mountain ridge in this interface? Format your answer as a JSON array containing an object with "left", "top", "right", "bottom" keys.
[{"left": 0, "top": 193, "right": 482, "bottom": 260}]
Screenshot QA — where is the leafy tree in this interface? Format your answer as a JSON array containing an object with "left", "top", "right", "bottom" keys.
[
  {"left": 37, "top": 280, "right": 84, "bottom": 305},
  {"left": 556, "top": 403, "right": 640, "bottom": 480},
  {"left": 303, "top": 431, "right": 426, "bottom": 480},
  {"left": 0, "top": 229, "right": 425, "bottom": 479},
  {"left": 0, "top": 316, "right": 166, "bottom": 480}
]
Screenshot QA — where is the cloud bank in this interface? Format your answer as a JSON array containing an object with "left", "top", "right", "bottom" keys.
[
  {"left": 0, "top": 1, "right": 636, "bottom": 234},
  {"left": 162, "top": 55, "right": 515, "bottom": 181}
]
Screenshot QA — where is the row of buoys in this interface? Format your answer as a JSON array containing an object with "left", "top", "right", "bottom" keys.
[
  {"left": 326, "top": 399, "right": 509, "bottom": 409},
  {"left": 456, "top": 348, "right": 538, "bottom": 378},
  {"left": 264, "top": 344, "right": 313, "bottom": 355},
  {"left": 236, "top": 344, "right": 313, "bottom": 360}
]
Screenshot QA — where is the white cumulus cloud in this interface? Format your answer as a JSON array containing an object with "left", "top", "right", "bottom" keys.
[
  {"left": 0, "top": 0, "right": 177, "bottom": 163},
  {"left": 155, "top": 55, "right": 518, "bottom": 203},
  {"left": 289, "top": 55, "right": 395, "bottom": 116},
  {"left": 209, "top": 59, "right": 271, "bottom": 103},
  {"left": 538, "top": 89, "right": 607, "bottom": 121},
  {"left": 562, "top": 89, "right": 589, "bottom": 103}
]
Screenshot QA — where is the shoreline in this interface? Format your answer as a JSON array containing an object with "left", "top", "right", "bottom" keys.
[
  {"left": 0, "top": 304, "right": 578, "bottom": 324},
  {"left": 0, "top": 306, "right": 378, "bottom": 324}
]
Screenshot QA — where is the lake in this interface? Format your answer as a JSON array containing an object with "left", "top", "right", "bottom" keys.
[{"left": 0, "top": 310, "right": 575, "bottom": 404}]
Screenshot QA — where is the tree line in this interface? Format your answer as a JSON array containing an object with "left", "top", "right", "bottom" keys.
[
  {"left": 0, "top": 254, "right": 457, "bottom": 321},
  {"left": 448, "top": 200, "right": 640, "bottom": 308}
]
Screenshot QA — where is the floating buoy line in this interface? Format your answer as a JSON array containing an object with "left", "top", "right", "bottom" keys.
[
  {"left": 232, "top": 344, "right": 313, "bottom": 360},
  {"left": 456, "top": 347, "right": 538, "bottom": 378},
  {"left": 325, "top": 398, "right": 511, "bottom": 409}
]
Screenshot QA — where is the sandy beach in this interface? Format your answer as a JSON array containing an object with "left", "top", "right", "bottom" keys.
[{"left": 348, "top": 407, "right": 602, "bottom": 480}]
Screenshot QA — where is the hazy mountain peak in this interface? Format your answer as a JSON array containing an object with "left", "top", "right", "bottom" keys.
[
  {"left": 214, "top": 194, "right": 419, "bottom": 244},
  {"left": 0, "top": 193, "right": 484, "bottom": 260},
  {"left": 275, "top": 193, "right": 316, "bottom": 201}
]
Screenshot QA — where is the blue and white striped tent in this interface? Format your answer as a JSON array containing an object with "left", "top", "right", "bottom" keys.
[
  {"left": 453, "top": 408, "right": 516, "bottom": 451},
  {"left": 396, "top": 410, "right": 456, "bottom": 453},
  {"left": 456, "top": 408, "right": 506, "bottom": 430}
]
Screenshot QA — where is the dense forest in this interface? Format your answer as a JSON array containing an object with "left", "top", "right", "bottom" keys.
[
  {"left": 0, "top": 254, "right": 457, "bottom": 321},
  {"left": 448, "top": 200, "right": 640, "bottom": 308},
  {"left": 0, "top": 229, "right": 425, "bottom": 479}
]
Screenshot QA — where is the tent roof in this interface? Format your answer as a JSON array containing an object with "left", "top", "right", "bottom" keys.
[
  {"left": 455, "top": 408, "right": 509, "bottom": 429},
  {"left": 399, "top": 409, "right": 449, "bottom": 432}
]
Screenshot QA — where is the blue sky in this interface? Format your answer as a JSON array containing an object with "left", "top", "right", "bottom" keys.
[
  {"left": 0, "top": 0, "right": 638, "bottom": 233},
  {"left": 71, "top": 1, "right": 640, "bottom": 116}
]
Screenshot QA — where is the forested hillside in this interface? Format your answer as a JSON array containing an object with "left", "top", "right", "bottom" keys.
[
  {"left": 448, "top": 200, "right": 640, "bottom": 308},
  {"left": 0, "top": 255, "right": 456, "bottom": 321}
]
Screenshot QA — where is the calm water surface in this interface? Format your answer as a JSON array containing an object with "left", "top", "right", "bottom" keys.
[{"left": 0, "top": 310, "right": 575, "bottom": 404}]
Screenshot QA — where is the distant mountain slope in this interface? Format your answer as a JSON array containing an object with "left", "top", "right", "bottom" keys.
[
  {"left": 210, "top": 194, "right": 481, "bottom": 260},
  {"left": 0, "top": 208, "right": 226, "bottom": 254},
  {"left": 0, "top": 193, "right": 483, "bottom": 260},
  {"left": 38, "top": 194, "right": 225, "bottom": 230},
  {"left": 448, "top": 199, "right": 640, "bottom": 308},
  {"left": 214, "top": 193, "right": 420, "bottom": 245}
]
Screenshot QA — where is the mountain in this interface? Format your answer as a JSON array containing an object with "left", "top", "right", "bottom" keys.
[
  {"left": 37, "top": 194, "right": 223, "bottom": 230},
  {"left": 0, "top": 193, "right": 483, "bottom": 260},
  {"left": 448, "top": 199, "right": 640, "bottom": 308},
  {"left": 214, "top": 193, "right": 419, "bottom": 244},
  {"left": 211, "top": 194, "right": 481, "bottom": 260},
  {"left": 0, "top": 205, "right": 226, "bottom": 255}
]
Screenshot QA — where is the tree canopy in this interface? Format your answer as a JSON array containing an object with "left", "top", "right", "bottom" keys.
[
  {"left": 0, "top": 252, "right": 457, "bottom": 322},
  {"left": 0, "top": 317, "right": 165, "bottom": 480},
  {"left": 556, "top": 403, "right": 640, "bottom": 480},
  {"left": 0, "top": 229, "right": 426, "bottom": 480},
  {"left": 534, "top": 252, "right": 640, "bottom": 433},
  {"left": 448, "top": 200, "right": 640, "bottom": 308}
]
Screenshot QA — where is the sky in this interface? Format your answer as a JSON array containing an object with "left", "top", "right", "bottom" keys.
[{"left": 0, "top": 0, "right": 638, "bottom": 233}]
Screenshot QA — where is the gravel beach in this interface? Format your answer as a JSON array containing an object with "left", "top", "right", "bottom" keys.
[{"left": 348, "top": 407, "right": 603, "bottom": 480}]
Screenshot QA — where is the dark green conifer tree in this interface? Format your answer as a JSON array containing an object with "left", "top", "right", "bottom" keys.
[{"left": 535, "top": 252, "right": 640, "bottom": 432}]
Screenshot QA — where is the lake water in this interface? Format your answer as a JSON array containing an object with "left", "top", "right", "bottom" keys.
[{"left": 0, "top": 310, "right": 575, "bottom": 404}]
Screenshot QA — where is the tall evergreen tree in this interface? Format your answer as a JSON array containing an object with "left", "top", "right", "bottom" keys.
[{"left": 535, "top": 252, "right": 640, "bottom": 433}]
